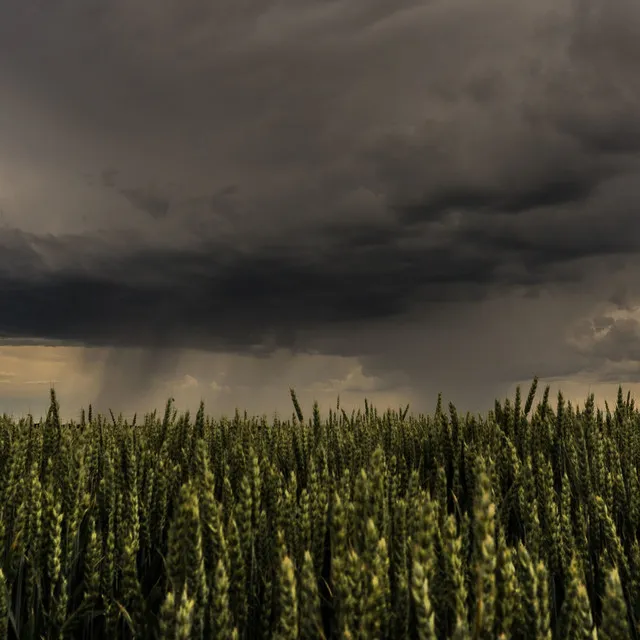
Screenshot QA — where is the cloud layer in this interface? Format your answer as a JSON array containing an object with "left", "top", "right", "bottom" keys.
[{"left": 0, "top": 0, "right": 640, "bottom": 417}]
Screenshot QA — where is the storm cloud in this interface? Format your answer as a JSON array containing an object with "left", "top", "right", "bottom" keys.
[{"left": 0, "top": 0, "right": 639, "bottom": 418}]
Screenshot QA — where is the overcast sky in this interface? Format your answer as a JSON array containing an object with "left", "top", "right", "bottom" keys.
[{"left": 0, "top": 0, "right": 639, "bottom": 421}]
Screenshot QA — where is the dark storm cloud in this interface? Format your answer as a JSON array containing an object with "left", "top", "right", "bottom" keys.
[
  {"left": 370, "top": 108, "right": 621, "bottom": 227},
  {"left": 0, "top": 225, "right": 497, "bottom": 351},
  {"left": 1, "top": 0, "right": 640, "bottom": 412},
  {"left": 0, "top": 196, "right": 638, "bottom": 356}
]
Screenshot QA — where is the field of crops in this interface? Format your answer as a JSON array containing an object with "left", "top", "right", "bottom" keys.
[{"left": 0, "top": 379, "right": 638, "bottom": 639}]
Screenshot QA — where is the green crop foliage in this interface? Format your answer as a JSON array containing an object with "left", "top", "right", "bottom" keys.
[{"left": 0, "top": 381, "right": 638, "bottom": 638}]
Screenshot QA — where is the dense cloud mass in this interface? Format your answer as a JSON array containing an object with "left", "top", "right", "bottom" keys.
[{"left": 0, "top": 0, "right": 639, "bottom": 418}]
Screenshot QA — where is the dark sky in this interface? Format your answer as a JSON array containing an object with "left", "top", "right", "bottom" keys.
[{"left": 0, "top": 0, "right": 639, "bottom": 420}]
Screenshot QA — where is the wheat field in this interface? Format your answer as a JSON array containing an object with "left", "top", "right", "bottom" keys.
[{"left": 0, "top": 379, "right": 637, "bottom": 639}]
